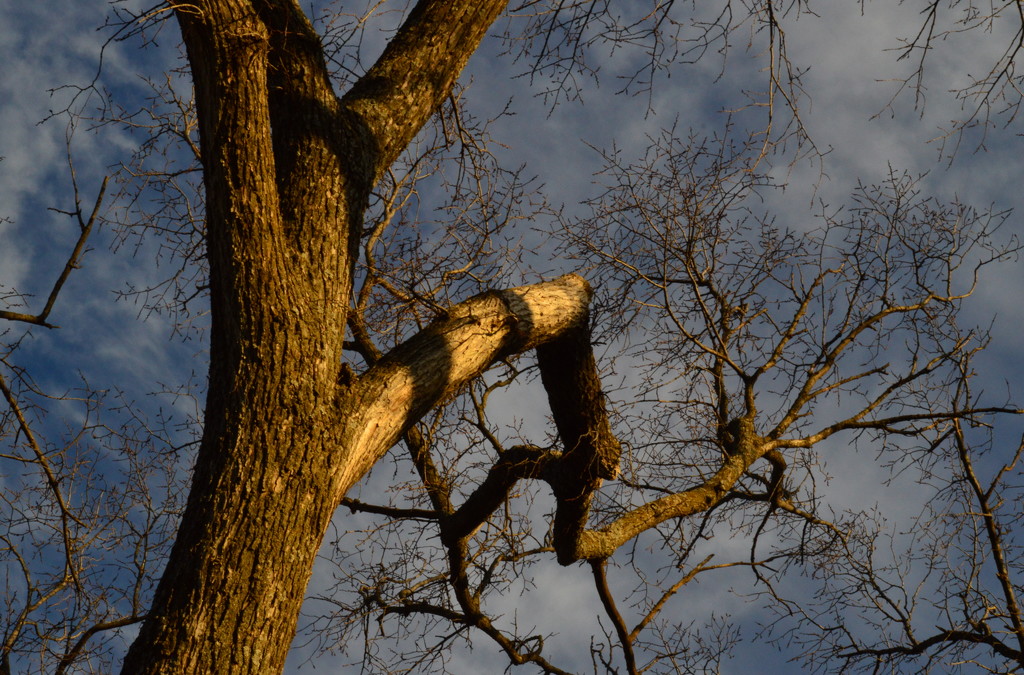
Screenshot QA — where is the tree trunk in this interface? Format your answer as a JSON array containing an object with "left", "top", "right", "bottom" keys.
[{"left": 120, "top": 1, "right": 523, "bottom": 672}]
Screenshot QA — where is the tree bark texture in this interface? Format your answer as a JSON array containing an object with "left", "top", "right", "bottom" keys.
[
  {"left": 537, "top": 318, "right": 622, "bottom": 564},
  {"left": 121, "top": 1, "right": 516, "bottom": 672},
  {"left": 122, "top": 270, "right": 591, "bottom": 673}
]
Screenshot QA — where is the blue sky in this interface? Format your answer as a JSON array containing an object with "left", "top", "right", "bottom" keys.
[{"left": 3, "top": 1, "right": 1024, "bottom": 673}]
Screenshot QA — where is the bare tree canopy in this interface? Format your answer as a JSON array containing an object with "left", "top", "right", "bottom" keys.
[{"left": 3, "top": 1, "right": 1024, "bottom": 674}]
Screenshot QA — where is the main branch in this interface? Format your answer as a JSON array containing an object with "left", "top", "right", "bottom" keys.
[{"left": 336, "top": 274, "right": 594, "bottom": 495}]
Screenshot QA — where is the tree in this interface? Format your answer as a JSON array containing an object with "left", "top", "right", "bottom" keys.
[{"left": 2, "top": 1, "right": 1024, "bottom": 673}]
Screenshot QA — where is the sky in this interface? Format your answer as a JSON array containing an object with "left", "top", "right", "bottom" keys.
[{"left": 2, "top": 1, "right": 1024, "bottom": 674}]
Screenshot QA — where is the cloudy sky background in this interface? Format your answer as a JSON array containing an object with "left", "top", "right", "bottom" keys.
[{"left": 3, "top": 0, "right": 1024, "bottom": 673}]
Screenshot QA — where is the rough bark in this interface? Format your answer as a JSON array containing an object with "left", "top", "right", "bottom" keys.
[
  {"left": 121, "top": 273, "right": 589, "bottom": 673},
  {"left": 536, "top": 316, "right": 622, "bottom": 564},
  {"left": 338, "top": 275, "right": 595, "bottom": 493},
  {"left": 572, "top": 418, "right": 765, "bottom": 561},
  {"left": 121, "top": 1, "right": 513, "bottom": 673}
]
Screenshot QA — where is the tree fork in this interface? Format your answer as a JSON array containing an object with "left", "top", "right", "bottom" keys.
[
  {"left": 121, "top": 275, "right": 594, "bottom": 674},
  {"left": 121, "top": 1, "right": 520, "bottom": 672}
]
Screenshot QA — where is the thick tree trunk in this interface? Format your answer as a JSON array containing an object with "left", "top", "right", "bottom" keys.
[{"left": 121, "top": 0, "right": 514, "bottom": 672}]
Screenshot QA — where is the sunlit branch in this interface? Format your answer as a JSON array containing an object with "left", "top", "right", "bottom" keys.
[
  {"left": 342, "top": 274, "right": 593, "bottom": 492},
  {"left": 770, "top": 294, "right": 959, "bottom": 438}
]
